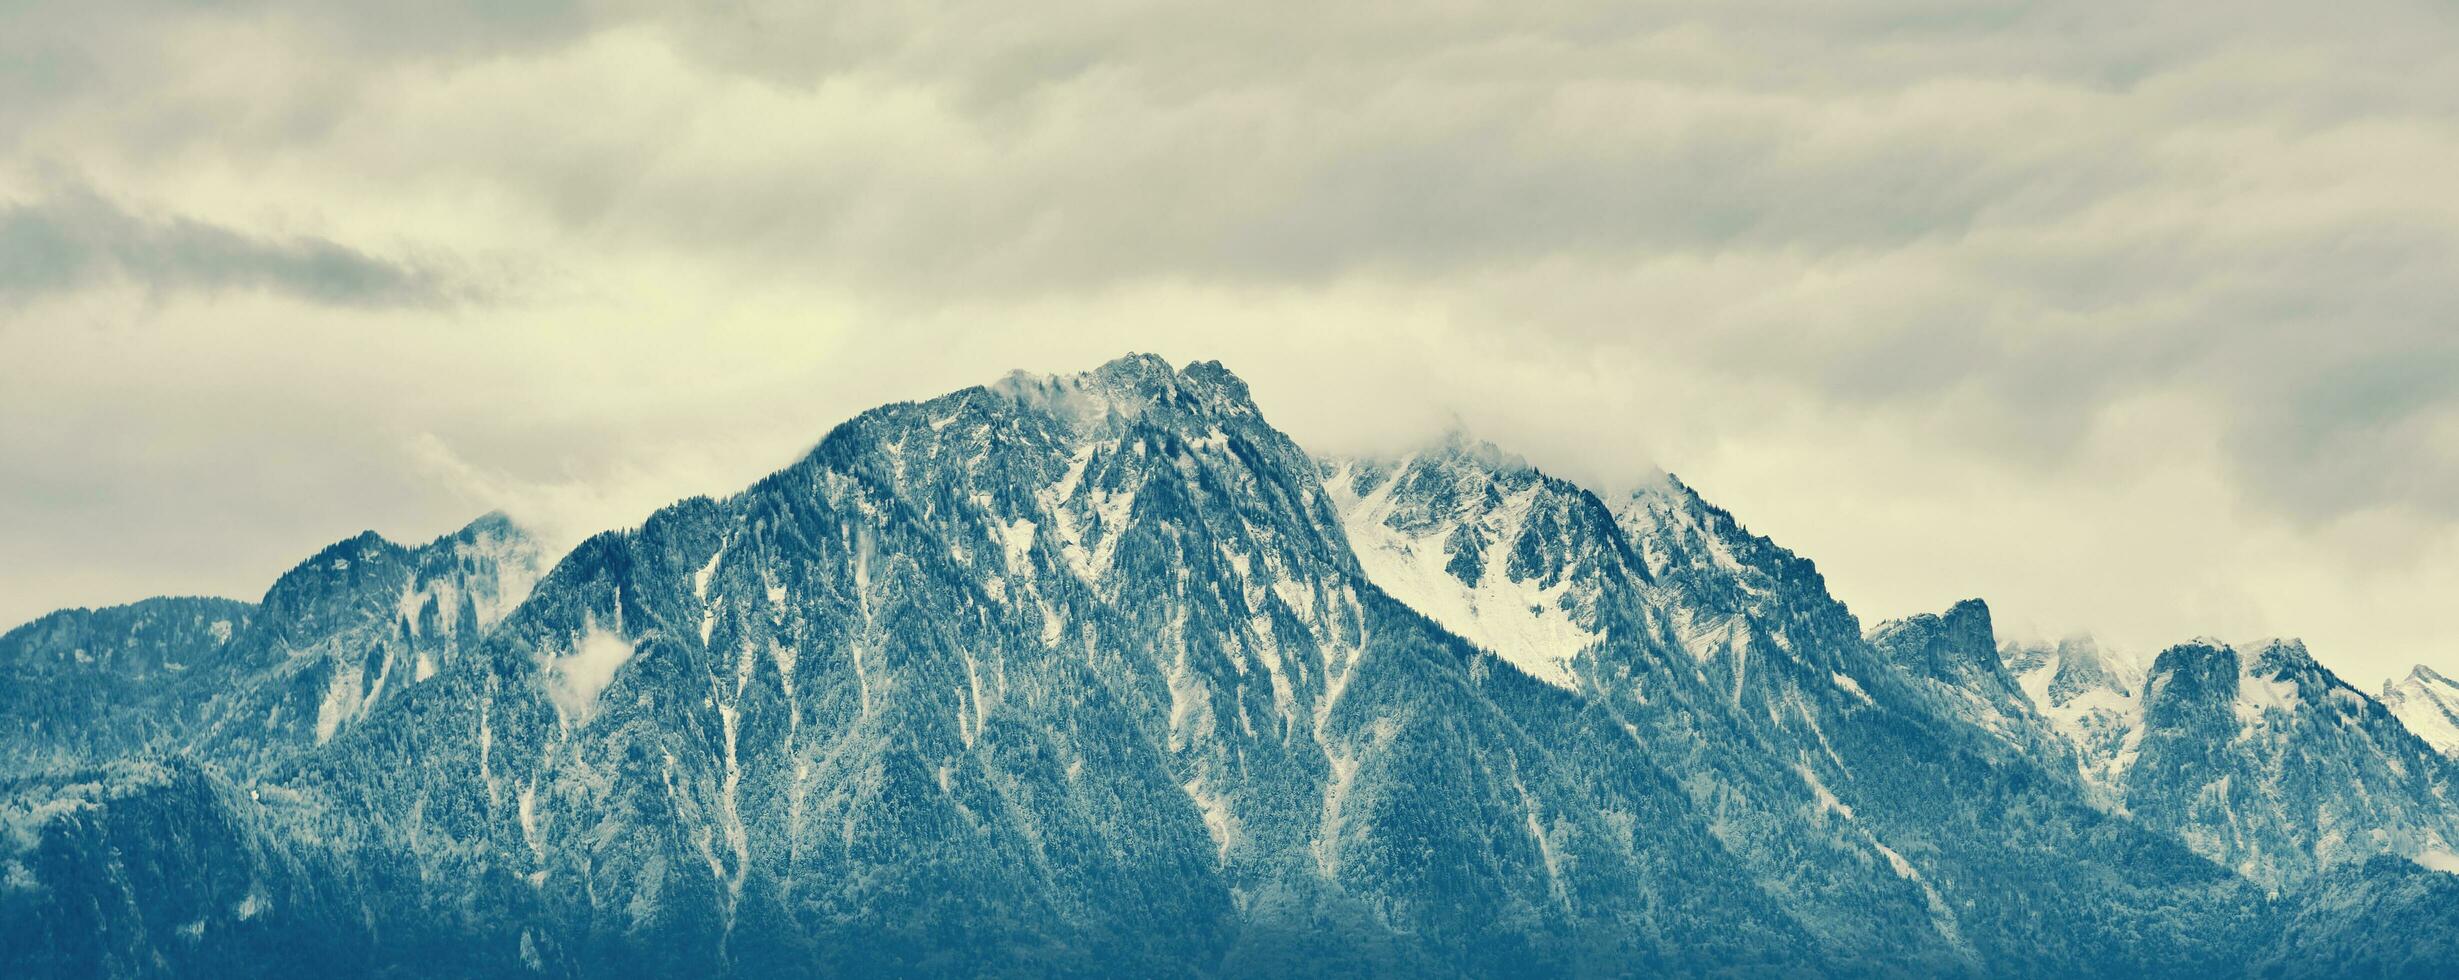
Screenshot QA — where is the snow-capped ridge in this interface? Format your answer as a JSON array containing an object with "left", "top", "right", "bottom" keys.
[
  {"left": 1999, "top": 630, "right": 2459, "bottom": 889},
  {"left": 982, "top": 353, "right": 1260, "bottom": 435},
  {"left": 13, "top": 350, "right": 2459, "bottom": 977},
  {"left": 1320, "top": 436, "right": 1612, "bottom": 691},
  {"left": 2384, "top": 664, "right": 2459, "bottom": 758}
]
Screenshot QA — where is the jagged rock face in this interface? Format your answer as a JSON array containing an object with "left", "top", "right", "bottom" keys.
[
  {"left": 190, "top": 514, "right": 543, "bottom": 770},
  {"left": 2004, "top": 634, "right": 2459, "bottom": 892},
  {"left": 1323, "top": 441, "right": 1980, "bottom": 966},
  {"left": 1324, "top": 441, "right": 2256, "bottom": 975},
  {"left": 2005, "top": 636, "right": 2146, "bottom": 790},
  {"left": 1871, "top": 600, "right": 2001, "bottom": 688},
  {"left": 2121, "top": 640, "right": 2459, "bottom": 891},
  {"left": 1869, "top": 601, "right": 2083, "bottom": 783},
  {"left": 2385, "top": 665, "right": 2459, "bottom": 759},
  {"left": 0, "top": 597, "right": 254, "bottom": 767},
  {"left": 1612, "top": 475, "right": 1874, "bottom": 692},
  {"left": 0, "top": 515, "right": 542, "bottom": 779},
  {"left": 1319, "top": 436, "right": 1643, "bottom": 691}
]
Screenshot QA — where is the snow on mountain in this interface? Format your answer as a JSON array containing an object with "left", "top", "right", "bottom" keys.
[
  {"left": 189, "top": 512, "right": 548, "bottom": 765},
  {"left": 1320, "top": 435, "right": 1614, "bottom": 691},
  {"left": 1609, "top": 472, "right": 1876, "bottom": 693},
  {"left": 4, "top": 353, "right": 2451, "bottom": 977},
  {"left": 2384, "top": 665, "right": 2459, "bottom": 759},
  {"left": 1322, "top": 434, "right": 2254, "bottom": 972},
  {"left": 0, "top": 513, "right": 546, "bottom": 775},
  {"left": 228, "top": 353, "right": 1835, "bottom": 976},
  {"left": 1868, "top": 600, "right": 2086, "bottom": 784},
  {"left": 2002, "top": 634, "right": 2459, "bottom": 890},
  {"left": 2004, "top": 635, "right": 2148, "bottom": 791},
  {"left": 0, "top": 596, "right": 257, "bottom": 767}
]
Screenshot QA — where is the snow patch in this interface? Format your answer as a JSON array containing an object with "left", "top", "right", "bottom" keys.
[
  {"left": 2385, "top": 667, "right": 2459, "bottom": 758},
  {"left": 1795, "top": 763, "right": 1854, "bottom": 820},
  {"left": 314, "top": 660, "right": 364, "bottom": 744},
  {"left": 1871, "top": 839, "right": 1920, "bottom": 880},
  {"left": 694, "top": 548, "right": 723, "bottom": 601},
  {"left": 2236, "top": 669, "right": 2302, "bottom": 726},
  {"left": 1324, "top": 459, "right": 1595, "bottom": 691},
  {"left": 1184, "top": 775, "right": 1240, "bottom": 864}
]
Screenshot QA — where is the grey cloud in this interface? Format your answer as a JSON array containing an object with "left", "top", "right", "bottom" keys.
[
  {"left": 0, "top": 187, "right": 457, "bottom": 308},
  {"left": 5, "top": 0, "right": 2459, "bottom": 677}
]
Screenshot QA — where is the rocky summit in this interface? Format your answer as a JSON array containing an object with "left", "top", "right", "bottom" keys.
[{"left": 5, "top": 354, "right": 2457, "bottom": 978}]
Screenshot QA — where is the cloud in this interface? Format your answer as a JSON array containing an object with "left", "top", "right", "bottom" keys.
[
  {"left": 0, "top": 184, "right": 461, "bottom": 308},
  {"left": 3, "top": 0, "right": 2459, "bottom": 684}
]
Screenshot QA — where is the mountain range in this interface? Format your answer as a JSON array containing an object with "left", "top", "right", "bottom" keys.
[{"left": 5, "top": 353, "right": 2457, "bottom": 977}]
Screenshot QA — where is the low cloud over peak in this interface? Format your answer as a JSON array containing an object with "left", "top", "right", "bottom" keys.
[{"left": 5, "top": 0, "right": 2459, "bottom": 685}]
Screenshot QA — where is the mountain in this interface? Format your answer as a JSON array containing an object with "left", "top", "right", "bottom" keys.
[
  {"left": 2004, "top": 635, "right": 2148, "bottom": 792},
  {"left": 1, "top": 596, "right": 254, "bottom": 768},
  {"left": 280, "top": 356, "right": 1821, "bottom": 975},
  {"left": 1322, "top": 436, "right": 2256, "bottom": 973},
  {"left": 192, "top": 513, "right": 544, "bottom": 770},
  {"left": 2002, "top": 635, "right": 2459, "bottom": 891},
  {"left": 2385, "top": 665, "right": 2459, "bottom": 759},
  {"left": 1868, "top": 599, "right": 2087, "bottom": 786},
  {"left": 2, "top": 353, "right": 2454, "bottom": 978},
  {"left": 0, "top": 514, "right": 544, "bottom": 777},
  {"left": 2257, "top": 856, "right": 2459, "bottom": 974},
  {"left": 2121, "top": 639, "right": 2459, "bottom": 891}
]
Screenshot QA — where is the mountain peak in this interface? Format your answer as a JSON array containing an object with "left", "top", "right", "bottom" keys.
[
  {"left": 2150, "top": 639, "right": 2238, "bottom": 672},
  {"left": 1425, "top": 426, "right": 1536, "bottom": 475},
  {"left": 447, "top": 510, "right": 526, "bottom": 542},
  {"left": 269, "top": 529, "right": 406, "bottom": 587},
  {"left": 1945, "top": 596, "right": 1992, "bottom": 628},
  {"left": 15, "top": 351, "right": 2459, "bottom": 975},
  {"left": 985, "top": 352, "right": 1259, "bottom": 433},
  {"left": 2246, "top": 637, "right": 2319, "bottom": 677},
  {"left": 1870, "top": 598, "right": 2008, "bottom": 689},
  {"left": 2383, "top": 663, "right": 2459, "bottom": 759},
  {"left": 1621, "top": 468, "right": 1699, "bottom": 506}
]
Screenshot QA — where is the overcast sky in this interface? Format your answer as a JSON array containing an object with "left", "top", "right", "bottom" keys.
[{"left": 5, "top": 0, "right": 2458, "bottom": 687}]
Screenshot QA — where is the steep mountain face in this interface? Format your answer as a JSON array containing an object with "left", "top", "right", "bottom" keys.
[
  {"left": 2385, "top": 665, "right": 2459, "bottom": 759},
  {"left": 1323, "top": 439, "right": 2257, "bottom": 975},
  {"left": 186, "top": 513, "right": 543, "bottom": 770},
  {"left": 1591, "top": 484, "right": 2272, "bottom": 973},
  {"left": 1868, "top": 600, "right": 2084, "bottom": 782},
  {"left": 2004, "top": 634, "right": 2459, "bottom": 891},
  {"left": 269, "top": 356, "right": 1824, "bottom": 977},
  {"left": 1319, "top": 436, "right": 1633, "bottom": 692},
  {"left": 0, "top": 515, "right": 542, "bottom": 777},
  {"left": 1, "top": 597, "right": 255, "bottom": 767},
  {"left": 2005, "top": 636, "right": 2148, "bottom": 790},
  {"left": 2, "top": 353, "right": 2453, "bottom": 978},
  {"left": 2120, "top": 640, "right": 2459, "bottom": 891},
  {"left": 1323, "top": 440, "right": 1973, "bottom": 967}
]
